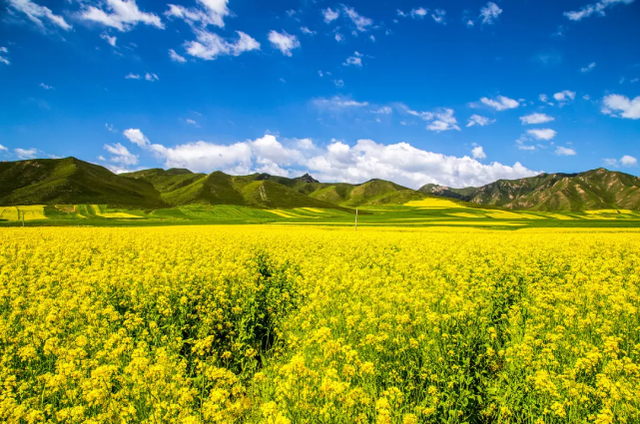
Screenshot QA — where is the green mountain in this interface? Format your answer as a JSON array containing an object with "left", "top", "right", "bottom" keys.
[
  {"left": 420, "top": 168, "right": 640, "bottom": 211},
  {"left": 124, "top": 167, "right": 428, "bottom": 209},
  {"left": 0, "top": 158, "right": 166, "bottom": 208}
]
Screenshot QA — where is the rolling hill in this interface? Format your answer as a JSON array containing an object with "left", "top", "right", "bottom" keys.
[
  {"left": 420, "top": 168, "right": 640, "bottom": 211},
  {"left": 0, "top": 158, "right": 167, "bottom": 208}
]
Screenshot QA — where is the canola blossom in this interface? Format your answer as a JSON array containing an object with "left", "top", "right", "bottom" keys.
[{"left": 1, "top": 226, "right": 639, "bottom": 423}]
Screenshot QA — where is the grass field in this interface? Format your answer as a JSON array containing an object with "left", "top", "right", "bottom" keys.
[
  {"left": 1, "top": 225, "right": 639, "bottom": 423},
  {"left": 1, "top": 199, "right": 640, "bottom": 229}
]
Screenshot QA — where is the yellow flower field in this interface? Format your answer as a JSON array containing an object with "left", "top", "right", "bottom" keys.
[{"left": 1, "top": 226, "right": 639, "bottom": 423}]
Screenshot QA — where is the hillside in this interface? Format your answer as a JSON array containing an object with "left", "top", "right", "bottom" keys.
[
  {"left": 0, "top": 158, "right": 166, "bottom": 208},
  {"left": 421, "top": 168, "right": 640, "bottom": 211}
]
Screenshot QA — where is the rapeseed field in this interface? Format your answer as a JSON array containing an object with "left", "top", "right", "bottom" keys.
[{"left": 1, "top": 226, "right": 639, "bottom": 423}]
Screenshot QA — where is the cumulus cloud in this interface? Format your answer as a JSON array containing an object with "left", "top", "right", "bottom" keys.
[
  {"left": 7, "top": 0, "right": 72, "bottom": 31},
  {"left": 134, "top": 132, "right": 538, "bottom": 188},
  {"left": 472, "top": 145, "right": 487, "bottom": 159},
  {"left": 601, "top": 94, "right": 640, "bottom": 119},
  {"left": 165, "top": 0, "right": 230, "bottom": 28},
  {"left": 480, "top": 2, "right": 503, "bottom": 24},
  {"left": 520, "top": 113, "right": 555, "bottom": 125},
  {"left": 480, "top": 95, "right": 519, "bottom": 111},
  {"left": 527, "top": 128, "right": 557, "bottom": 140},
  {"left": 169, "top": 49, "right": 186, "bottom": 62},
  {"left": 564, "top": 0, "right": 635, "bottom": 21},
  {"left": 104, "top": 143, "right": 138, "bottom": 165},
  {"left": 145, "top": 73, "right": 159, "bottom": 81},
  {"left": 14, "top": 147, "right": 39, "bottom": 159},
  {"left": 80, "top": 0, "right": 163, "bottom": 32},
  {"left": 581, "top": 62, "right": 596, "bottom": 73},
  {"left": 555, "top": 146, "right": 577, "bottom": 156},
  {"left": 322, "top": 7, "right": 339, "bottom": 23},
  {"left": 425, "top": 109, "right": 460, "bottom": 132},
  {"left": 605, "top": 155, "right": 638, "bottom": 168},
  {"left": 123, "top": 128, "right": 150, "bottom": 147},
  {"left": 184, "top": 29, "right": 260, "bottom": 60},
  {"left": 467, "top": 114, "right": 495, "bottom": 127},
  {"left": 0, "top": 144, "right": 7, "bottom": 152},
  {"left": 411, "top": 8, "right": 428, "bottom": 18},
  {"left": 344, "top": 51, "right": 363, "bottom": 67},
  {"left": 554, "top": 90, "right": 576, "bottom": 106},
  {"left": 268, "top": 30, "right": 300, "bottom": 56}
]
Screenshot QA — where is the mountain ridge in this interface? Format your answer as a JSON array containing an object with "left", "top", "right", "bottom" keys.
[
  {"left": 2, "top": 157, "right": 639, "bottom": 212},
  {"left": 420, "top": 168, "right": 640, "bottom": 211}
]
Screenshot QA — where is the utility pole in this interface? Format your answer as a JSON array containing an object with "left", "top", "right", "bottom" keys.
[{"left": 354, "top": 207, "right": 358, "bottom": 231}]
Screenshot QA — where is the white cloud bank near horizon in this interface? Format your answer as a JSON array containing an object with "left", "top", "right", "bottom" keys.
[{"left": 115, "top": 130, "right": 540, "bottom": 189}]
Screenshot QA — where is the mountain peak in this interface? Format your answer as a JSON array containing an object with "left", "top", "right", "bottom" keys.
[{"left": 296, "top": 173, "right": 319, "bottom": 184}]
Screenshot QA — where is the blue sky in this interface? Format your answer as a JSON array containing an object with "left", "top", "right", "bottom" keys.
[{"left": 0, "top": 0, "right": 639, "bottom": 188}]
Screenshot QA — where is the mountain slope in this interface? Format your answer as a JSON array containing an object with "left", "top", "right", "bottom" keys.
[
  {"left": 421, "top": 168, "right": 640, "bottom": 211},
  {"left": 0, "top": 158, "right": 167, "bottom": 208}
]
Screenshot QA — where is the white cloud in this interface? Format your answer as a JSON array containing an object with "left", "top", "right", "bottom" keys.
[
  {"left": 604, "top": 155, "right": 638, "bottom": 168},
  {"left": 0, "top": 48, "right": 8, "bottom": 65},
  {"left": 480, "top": 2, "right": 503, "bottom": 24},
  {"left": 554, "top": 90, "right": 576, "bottom": 105},
  {"left": 39, "top": 82, "right": 54, "bottom": 90},
  {"left": 105, "top": 123, "right": 117, "bottom": 133},
  {"left": 334, "top": 33, "right": 344, "bottom": 42},
  {"left": 333, "top": 79, "right": 345, "bottom": 87},
  {"left": 527, "top": 128, "right": 557, "bottom": 140},
  {"left": 169, "top": 49, "right": 186, "bottom": 63},
  {"left": 411, "top": 8, "right": 428, "bottom": 18},
  {"left": 0, "top": 144, "right": 7, "bottom": 152},
  {"left": 564, "top": 0, "right": 635, "bottom": 21},
  {"left": 344, "top": 51, "right": 363, "bottom": 67},
  {"left": 480, "top": 95, "right": 519, "bottom": 111},
  {"left": 123, "top": 128, "right": 150, "bottom": 147},
  {"left": 601, "top": 94, "right": 640, "bottom": 119},
  {"left": 185, "top": 29, "right": 260, "bottom": 60},
  {"left": 322, "top": 7, "right": 339, "bottom": 23},
  {"left": 8, "top": 0, "right": 72, "bottom": 31},
  {"left": 431, "top": 9, "right": 446, "bottom": 24},
  {"left": 313, "top": 96, "right": 369, "bottom": 111},
  {"left": 14, "top": 148, "right": 39, "bottom": 159},
  {"left": 145, "top": 73, "right": 159, "bottom": 81},
  {"left": 520, "top": 113, "right": 555, "bottom": 125},
  {"left": 100, "top": 33, "right": 117, "bottom": 47},
  {"left": 426, "top": 109, "right": 460, "bottom": 132},
  {"left": 555, "top": 146, "right": 576, "bottom": 156},
  {"left": 516, "top": 137, "right": 537, "bottom": 151},
  {"left": 581, "top": 62, "right": 596, "bottom": 73},
  {"left": 467, "top": 114, "right": 495, "bottom": 127},
  {"left": 125, "top": 73, "right": 140, "bottom": 79},
  {"left": 300, "top": 26, "right": 316, "bottom": 35},
  {"left": 372, "top": 106, "right": 393, "bottom": 114},
  {"left": 104, "top": 143, "right": 138, "bottom": 165},
  {"left": 139, "top": 133, "right": 538, "bottom": 188},
  {"left": 472, "top": 145, "right": 487, "bottom": 159},
  {"left": 80, "top": 0, "right": 163, "bottom": 32},
  {"left": 186, "top": 119, "right": 197, "bottom": 125},
  {"left": 268, "top": 30, "right": 300, "bottom": 56},
  {"left": 306, "top": 139, "right": 537, "bottom": 188},
  {"left": 342, "top": 6, "right": 372, "bottom": 31},
  {"left": 165, "top": 0, "right": 230, "bottom": 28}
]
